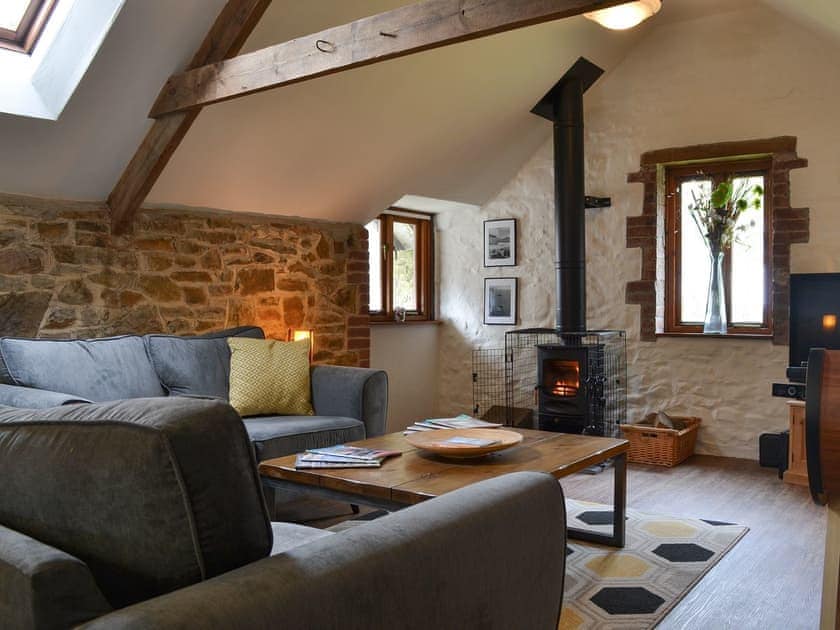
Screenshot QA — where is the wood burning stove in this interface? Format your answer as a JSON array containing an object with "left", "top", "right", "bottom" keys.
[{"left": 537, "top": 343, "right": 605, "bottom": 434}]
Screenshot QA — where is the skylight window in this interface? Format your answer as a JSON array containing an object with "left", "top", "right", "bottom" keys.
[{"left": 0, "top": 0, "right": 56, "bottom": 54}]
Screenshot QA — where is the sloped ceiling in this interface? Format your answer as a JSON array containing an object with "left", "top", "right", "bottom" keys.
[
  {"left": 760, "top": 0, "right": 840, "bottom": 42},
  {"left": 0, "top": 0, "right": 837, "bottom": 224},
  {"left": 147, "top": 1, "right": 646, "bottom": 222},
  {"left": 0, "top": 0, "right": 226, "bottom": 201}
]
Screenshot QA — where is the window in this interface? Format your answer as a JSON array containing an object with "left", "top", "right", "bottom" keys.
[
  {"left": 366, "top": 210, "right": 434, "bottom": 322},
  {"left": 0, "top": 0, "right": 56, "bottom": 54},
  {"left": 665, "top": 158, "right": 772, "bottom": 335}
]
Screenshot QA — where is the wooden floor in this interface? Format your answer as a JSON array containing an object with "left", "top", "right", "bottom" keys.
[
  {"left": 276, "top": 455, "right": 826, "bottom": 629},
  {"left": 562, "top": 455, "right": 825, "bottom": 630}
]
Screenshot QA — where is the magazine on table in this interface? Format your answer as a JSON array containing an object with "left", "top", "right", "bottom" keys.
[
  {"left": 402, "top": 422, "right": 437, "bottom": 433},
  {"left": 294, "top": 454, "right": 381, "bottom": 469},
  {"left": 403, "top": 414, "right": 503, "bottom": 434},
  {"left": 426, "top": 415, "right": 503, "bottom": 429},
  {"left": 305, "top": 445, "right": 402, "bottom": 462}
]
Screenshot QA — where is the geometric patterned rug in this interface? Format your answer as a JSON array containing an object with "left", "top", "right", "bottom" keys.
[{"left": 560, "top": 499, "right": 748, "bottom": 629}]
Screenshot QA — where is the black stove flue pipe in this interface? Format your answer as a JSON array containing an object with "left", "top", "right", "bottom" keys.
[{"left": 531, "top": 58, "right": 604, "bottom": 333}]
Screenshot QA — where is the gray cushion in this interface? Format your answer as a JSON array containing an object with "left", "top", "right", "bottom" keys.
[
  {"left": 0, "top": 383, "right": 91, "bottom": 408},
  {"left": 0, "top": 398, "right": 272, "bottom": 608},
  {"left": 0, "top": 335, "right": 165, "bottom": 401},
  {"left": 0, "top": 524, "right": 112, "bottom": 629},
  {"left": 145, "top": 327, "right": 265, "bottom": 399},
  {"left": 245, "top": 415, "right": 366, "bottom": 461},
  {"left": 270, "top": 522, "right": 333, "bottom": 556}
]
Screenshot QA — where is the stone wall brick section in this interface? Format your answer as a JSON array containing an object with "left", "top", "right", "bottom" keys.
[
  {"left": 0, "top": 193, "right": 370, "bottom": 367},
  {"left": 640, "top": 248, "right": 656, "bottom": 282},
  {"left": 624, "top": 165, "right": 659, "bottom": 341},
  {"left": 346, "top": 273, "right": 368, "bottom": 284},
  {"left": 347, "top": 261, "right": 368, "bottom": 273},
  {"left": 626, "top": 139, "right": 808, "bottom": 345},
  {"left": 36, "top": 222, "right": 69, "bottom": 241}
]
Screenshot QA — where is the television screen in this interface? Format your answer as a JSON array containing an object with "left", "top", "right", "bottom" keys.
[{"left": 789, "top": 273, "right": 840, "bottom": 368}]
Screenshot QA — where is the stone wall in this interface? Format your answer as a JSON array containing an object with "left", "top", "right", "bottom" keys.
[
  {"left": 0, "top": 193, "right": 370, "bottom": 367},
  {"left": 436, "top": 3, "right": 840, "bottom": 459}
]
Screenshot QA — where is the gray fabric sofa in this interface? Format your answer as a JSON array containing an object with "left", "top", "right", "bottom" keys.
[
  {"left": 0, "top": 326, "right": 388, "bottom": 462},
  {"left": 0, "top": 398, "right": 566, "bottom": 629}
]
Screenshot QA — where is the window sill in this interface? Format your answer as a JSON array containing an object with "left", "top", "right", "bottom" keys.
[
  {"left": 655, "top": 332, "right": 773, "bottom": 340},
  {"left": 370, "top": 320, "right": 443, "bottom": 327}
]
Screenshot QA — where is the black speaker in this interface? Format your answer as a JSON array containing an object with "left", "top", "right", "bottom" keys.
[
  {"left": 759, "top": 431, "right": 789, "bottom": 479},
  {"left": 771, "top": 382, "right": 806, "bottom": 400},
  {"left": 787, "top": 365, "right": 807, "bottom": 383}
]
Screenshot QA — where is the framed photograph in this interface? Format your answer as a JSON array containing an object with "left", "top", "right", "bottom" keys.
[
  {"left": 484, "top": 219, "right": 516, "bottom": 267},
  {"left": 484, "top": 277, "right": 517, "bottom": 325}
]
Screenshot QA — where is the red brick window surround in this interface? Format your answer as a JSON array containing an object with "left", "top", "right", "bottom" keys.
[{"left": 626, "top": 137, "right": 809, "bottom": 344}]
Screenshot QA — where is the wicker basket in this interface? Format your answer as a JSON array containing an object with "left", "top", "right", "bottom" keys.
[{"left": 619, "top": 416, "right": 701, "bottom": 467}]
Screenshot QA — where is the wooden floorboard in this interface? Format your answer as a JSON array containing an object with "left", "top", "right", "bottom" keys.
[
  {"left": 561, "top": 455, "right": 825, "bottom": 630},
  {"left": 277, "top": 454, "right": 825, "bottom": 629}
]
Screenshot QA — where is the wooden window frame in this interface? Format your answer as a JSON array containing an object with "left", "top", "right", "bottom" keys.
[
  {"left": 665, "top": 157, "right": 773, "bottom": 336},
  {"left": 369, "top": 210, "right": 434, "bottom": 323},
  {"left": 0, "top": 0, "right": 57, "bottom": 54}
]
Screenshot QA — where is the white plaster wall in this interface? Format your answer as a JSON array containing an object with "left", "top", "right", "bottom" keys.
[
  {"left": 436, "top": 2, "right": 840, "bottom": 459},
  {"left": 371, "top": 325, "right": 440, "bottom": 432}
]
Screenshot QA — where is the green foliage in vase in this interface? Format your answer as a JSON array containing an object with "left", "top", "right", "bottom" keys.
[{"left": 687, "top": 177, "right": 764, "bottom": 253}]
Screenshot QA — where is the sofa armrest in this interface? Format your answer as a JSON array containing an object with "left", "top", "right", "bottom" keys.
[
  {"left": 310, "top": 365, "right": 388, "bottom": 437},
  {"left": 0, "top": 524, "right": 112, "bottom": 629},
  {"left": 0, "top": 398, "right": 272, "bottom": 609},
  {"left": 0, "top": 383, "right": 91, "bottom": 408},
  {"left": 79, "top": 471, "right": 566, "bottom": 630}
]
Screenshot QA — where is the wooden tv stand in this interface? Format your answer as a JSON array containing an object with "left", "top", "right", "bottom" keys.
[{"left": 783, "top": 400, "right": 808, "bottom": 486}]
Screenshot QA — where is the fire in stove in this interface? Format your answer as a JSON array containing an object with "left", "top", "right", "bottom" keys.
[
  {"left": 549, "top": 360, "right": 580, "bottom": 397},
  {"left": 535, "top": 344, "right": 594, "bottom": 434}
]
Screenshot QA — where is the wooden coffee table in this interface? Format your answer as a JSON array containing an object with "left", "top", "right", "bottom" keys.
[{"left": 259, "top": 428, "right": 629, "bottom": 547}]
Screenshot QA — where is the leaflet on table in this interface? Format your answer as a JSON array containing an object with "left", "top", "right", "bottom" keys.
[
  {"left": 402, "top": 423, "right": 437, "bottom": 434},
  {"left": 298, "top": 453, "right": 370, "bottom": 464},
  {"left": 410, "top": 414, "right": 503, "bottom": 431},
  {"left": 306, "top": 445, "right": 402, "bottom": 462},
  {"left": 441, "top": 436, "right": 500, "bottom": 447},
  {"left": 294, "top": 455, "right": 381, "bottom": 469}
]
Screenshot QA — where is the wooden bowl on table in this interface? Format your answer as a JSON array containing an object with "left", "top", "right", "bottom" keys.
[{"left": 404, "top": 428, "right": 523, "bottom": 459}]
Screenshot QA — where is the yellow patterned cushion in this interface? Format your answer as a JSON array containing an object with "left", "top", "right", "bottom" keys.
[{"left": 227, "top": 337, "right": 314, "bottom": 417}]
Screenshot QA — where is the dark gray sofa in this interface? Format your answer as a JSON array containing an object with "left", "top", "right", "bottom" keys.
[
  {"left": 0, "top": 326, "right": 388, "bottom": 462},
  {"left": 0, "top": 398, "right": 567, "bottom": 629}
]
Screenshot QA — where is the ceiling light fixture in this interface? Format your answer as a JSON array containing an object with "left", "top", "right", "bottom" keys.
[{"left": 584, "top": 0, "right": 662, "bottom": 30}]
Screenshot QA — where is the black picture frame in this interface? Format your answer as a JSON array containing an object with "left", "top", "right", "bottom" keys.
[
  {"left": 484, "top": 277, "right": 517, "bottom": 325},
  {"left": 484, "top": 218, "right": 516, "bottom": 267}
]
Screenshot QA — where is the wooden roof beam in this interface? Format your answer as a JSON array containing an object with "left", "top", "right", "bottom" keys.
[
  {"left": 108, "top": 0, "right": 272, "bottom": 234},
  {"left": 150, "top": 0, "right": 628, "bottom": 118}
]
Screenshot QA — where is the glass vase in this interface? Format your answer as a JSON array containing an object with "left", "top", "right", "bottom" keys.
[{"left": 703, "top": 248, "right": 727, "bottom": 334}]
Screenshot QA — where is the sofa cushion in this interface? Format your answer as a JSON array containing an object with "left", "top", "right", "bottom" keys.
[
  {"left": 0, "top": 524, "right": 112, "bottom": 629},
  {"left": 269, "top": 522, "right": 333, "bottom": 556},
  {"left": 228, "top": 338, "right": 314, "bottom": 417},
  {"left": 146, "top": 326, "right": 265, "bottom": 399},
  {"left": 0, "top": 398, "right": 272, "bottom": 608},
  {"left": 0, "top": 335, "right": 165, "bottom": 401},
  {"left": 0, "top": 383, "right": 91, "bottom": 408},
  {"left": 244, "top": 415, "right": 366, "bottom": 461}
]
